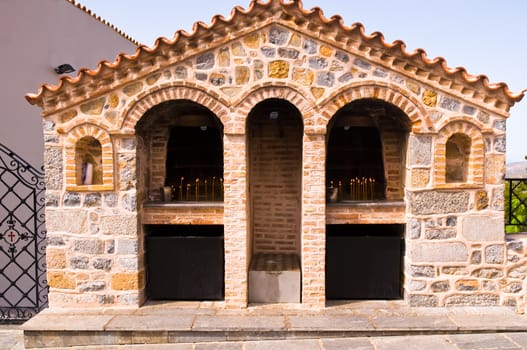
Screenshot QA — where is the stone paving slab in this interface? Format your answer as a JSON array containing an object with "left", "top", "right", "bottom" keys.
[
  {"left": 286, "top": 315, "right": 373, "bottom": 331},
  {"left": 448, "top": 333, "right": 522, "bottom": 349},
  {"left": 106, "top": 314, "right": 195, "bottom": 331},
  {"left": 506, "top": 333, "right": 527, "bottom": 348},
  {"left": 22, "top": 313, "right": 113, "bottom": 331},
  {"left": 448, "top": 312, "right": 527, "bottom": 331},
  {"left": 370, "top": 314, "right": 458, "bottom": 331},
  {"left": 320, "top": 337, "right": 373, "bottom": 350},
  {"left": 192, "top": 315, "right": 286, "bottom": 331},
  {"left": 371, "top": 334, "right": 459, "bottom": 350},
  {"left": 0, "top": 327, "right": 24, "bottom": 350}
]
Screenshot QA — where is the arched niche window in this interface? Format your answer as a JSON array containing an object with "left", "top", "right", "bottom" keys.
[
  {"left": 75, "top": 136, "right": 103, "bottom": 186},
  {"left": 435, "top": 122, "right": 484, "bottom": 187},
  {"left": 445, "top": 133, "right": 471, "bottom": 183}
]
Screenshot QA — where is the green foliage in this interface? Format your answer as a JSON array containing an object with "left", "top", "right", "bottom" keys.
[{"left": 505, "top": 179, "right": 527, "bottom": 233}]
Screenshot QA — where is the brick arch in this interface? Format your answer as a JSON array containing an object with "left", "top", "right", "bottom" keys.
[
  {"left": 233, "top": 85, "right": 319, "bottom": 134},
  {"left": 119, "top": 84, "right": 231, "bottom": 134},
  {"left": 318, "top": 82, "right": 432, "bottom": 133},
  {"left": 64, "top": 124, "right": 114, "bottom": 190},
  {"left": 434, "top": 121, "right": 485, "bottom": 186},
  {"left": 60, "top": 116, "right": 113, "bottom": 134}
]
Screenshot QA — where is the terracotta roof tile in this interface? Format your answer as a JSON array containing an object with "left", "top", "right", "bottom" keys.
[{"left": 27, "top": 0, "right": 524, "bottom": 108}]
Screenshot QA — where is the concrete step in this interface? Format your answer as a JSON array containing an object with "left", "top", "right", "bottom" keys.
[{"left": 21, "top": 302, "right": 527, "bottom": 348}]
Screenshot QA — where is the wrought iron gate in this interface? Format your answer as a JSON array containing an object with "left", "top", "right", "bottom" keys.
[{"left": 0, "top": 143, "right": 47, "bottom": 323}]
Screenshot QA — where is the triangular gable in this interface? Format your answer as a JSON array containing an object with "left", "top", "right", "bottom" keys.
[{"left": 27, "top": 0, "right": 523, "bottom": 116}]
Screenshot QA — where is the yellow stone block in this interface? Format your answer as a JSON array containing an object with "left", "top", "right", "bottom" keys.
[
  {"left": 146, "top": 72, "right": 161, "bottom": 85},
  {"left": 80, "top": 97, "right": 106, "bottom": 115},
  {"left": 423, "top": 90, "right": 437, "bottom": 107},
  {"left": 243, "top": 33, "right": 260, "bottom": 48},
  {"left": 123, "top": 82, "right": 143, "bottom": 96},
  {"left": 108, "top": 94, "right": 119, "bottom": 109},
  {"left": 111, "top": 272, "right": 145, "bottom": 291},
  {"left": 235, "top": 66, "right": 250, "bottom": 85},
  {"left": 406, "top": 81, "right": 421, "bottom": 95},
  {"left": 311, "top": 87, "right": 325, "bottom": 99},
  {"left": 232, "top": 42, "right": 246, "bottom": 56},
  {"left": 61, "top": 109, "right": 78, "bottom": 123},
  {"left": 475, "top": 190, "right": 489, "bottom": 210},
  {"left": 47, "top": 248, "right": 66, "bottom": 269},
  {"left": 48, "top": 271, "right": 76, "bottom": 289},
  {"left": 410, "top": 168, "right": 430, "bottom": 188},
  {"left": 292, "top": 68, "right": 314, "bottom": 86},
  {"left": 268, "top": 60, "right": 290, "bottom": 79},
  {"left": 218, "top": 47, "right": 230, "bottom": 67},
  {"left": 320, "top": 45, "right": 334, "bottom": 57},
  {"left": 289, "top": 33, "right": 302, "bottom": 47}
]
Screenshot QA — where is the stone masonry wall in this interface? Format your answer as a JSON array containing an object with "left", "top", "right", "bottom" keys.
[{"left": 40, "top": 23, "right": 525, "bottom": 310}]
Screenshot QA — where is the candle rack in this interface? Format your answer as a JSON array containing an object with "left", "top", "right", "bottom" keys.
[
  {"left": 163, "top": 176, "right": 224, "bottom": 202},
  {"left": 327, "top": 177, "right": 376, "bottom": 202}
]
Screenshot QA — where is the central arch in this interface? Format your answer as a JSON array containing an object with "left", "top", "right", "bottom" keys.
[{"left": 247, "top": 98, "right": 304, "bottom": 303}]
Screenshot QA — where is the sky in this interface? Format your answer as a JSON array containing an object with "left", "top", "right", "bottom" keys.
[{"left": 77, "top": 0, "right": 527, "bottom": 162}]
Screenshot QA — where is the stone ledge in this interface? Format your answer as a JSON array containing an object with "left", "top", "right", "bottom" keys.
[{"left": 21, "top": 305, "right": 527, "bottom": 348}]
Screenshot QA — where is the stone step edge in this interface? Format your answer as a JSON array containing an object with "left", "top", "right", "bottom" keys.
[{"left": 23, "top": 329, "right": 527, "bottom": 349}]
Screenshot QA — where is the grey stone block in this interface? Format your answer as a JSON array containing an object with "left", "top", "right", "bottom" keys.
[
  {"left": 411, "top": 242, "right": 468, "bottom": 263},
  {"left": 444, "top": 294, "right": 499, "bottom": 306},
  {"left": 44, "top": 146, "right": 63, "bottom": 190},
  {"left": 409, "top": 191, "right": 469, "bottom": 215},
  {"left": 462, "top": 215, "right": 504, "bottom": 241},
  {"left": 408, "top": 135, "right": 432, "bottom": 166},
  {"left": 485, "top": 244, "right": 505, "bottom": 264}
]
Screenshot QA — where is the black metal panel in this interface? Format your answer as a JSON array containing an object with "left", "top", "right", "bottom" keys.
[
  {"left": 326, "top": 224, "right": 403, "bottom": 300},
  {"left": 146, "top": 225, "right": 224, "bottom": 300},
  {"left": 505, "top": 179, "right": 527, "bottom": 233},
  {"left": 0, "top": 144, "right": 47, "bottom": 323}
]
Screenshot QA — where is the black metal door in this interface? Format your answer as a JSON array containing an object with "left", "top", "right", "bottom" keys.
[
  {"left": 326, "top": 224, "right": 403, "bottom": 300},
  {"left": 0, "top": 144, "right": 47, "bottom": 323}
]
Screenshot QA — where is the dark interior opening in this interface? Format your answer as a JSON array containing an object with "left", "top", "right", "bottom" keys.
[
  {"left": 327, "top": 126, "right": 385, "bottom": 200},
  {"left": 326, "top": 99, "right": 410, "bottom": 202},
  {"left": 165, "top": 125, "right": 223, "bottom": 201},
  {"left": 326, "top": 224, "right": 404, "bottom": 300},
  {"left": 145, "top": 225, "right": 224, "bottom": 300}
]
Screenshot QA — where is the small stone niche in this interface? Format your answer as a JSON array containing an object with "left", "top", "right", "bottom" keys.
[
  {"left": 75, "top": 136, "right": 103, "bottom": 185},
  {"left": 446, "top": 133, "right": 471, "bottom": 183}
]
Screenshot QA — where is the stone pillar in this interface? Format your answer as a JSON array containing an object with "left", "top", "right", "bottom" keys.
[
  {"left": 223, "top": 133, "right": 249, "bottom": 308},
  {"left": 301, "top": 132, "right": 326, "bottom": 308}
]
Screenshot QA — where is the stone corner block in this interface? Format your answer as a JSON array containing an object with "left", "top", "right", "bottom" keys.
[{"left": 462, "top": 215, "right": 504, "bottom": 242}]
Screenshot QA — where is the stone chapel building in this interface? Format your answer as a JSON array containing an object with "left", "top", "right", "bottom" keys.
[{"left": 26, "top": 0, "right": 527, "bottom": 312}]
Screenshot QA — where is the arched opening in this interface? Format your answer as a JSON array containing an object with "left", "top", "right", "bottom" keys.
[
  {"left": 136, "top": 100, "right": 224, "bottom": 202},
  {"left": 326, "top": 98, "right": 410, "bottom": 202},
  {"left": 136, "top": 100, "right": 225, "bottom": 301},
  {"left": 325, "top": 98, "right": 410, "bottom": 301},
  {"left": 75, "top": 136, "right": 102, "bottom": 186},
  {"left": 247, "top": 98, "right": 303, "bottom": 304},
  {"left": 445, "top": 133, "right": 471, "bottom": 183}
]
